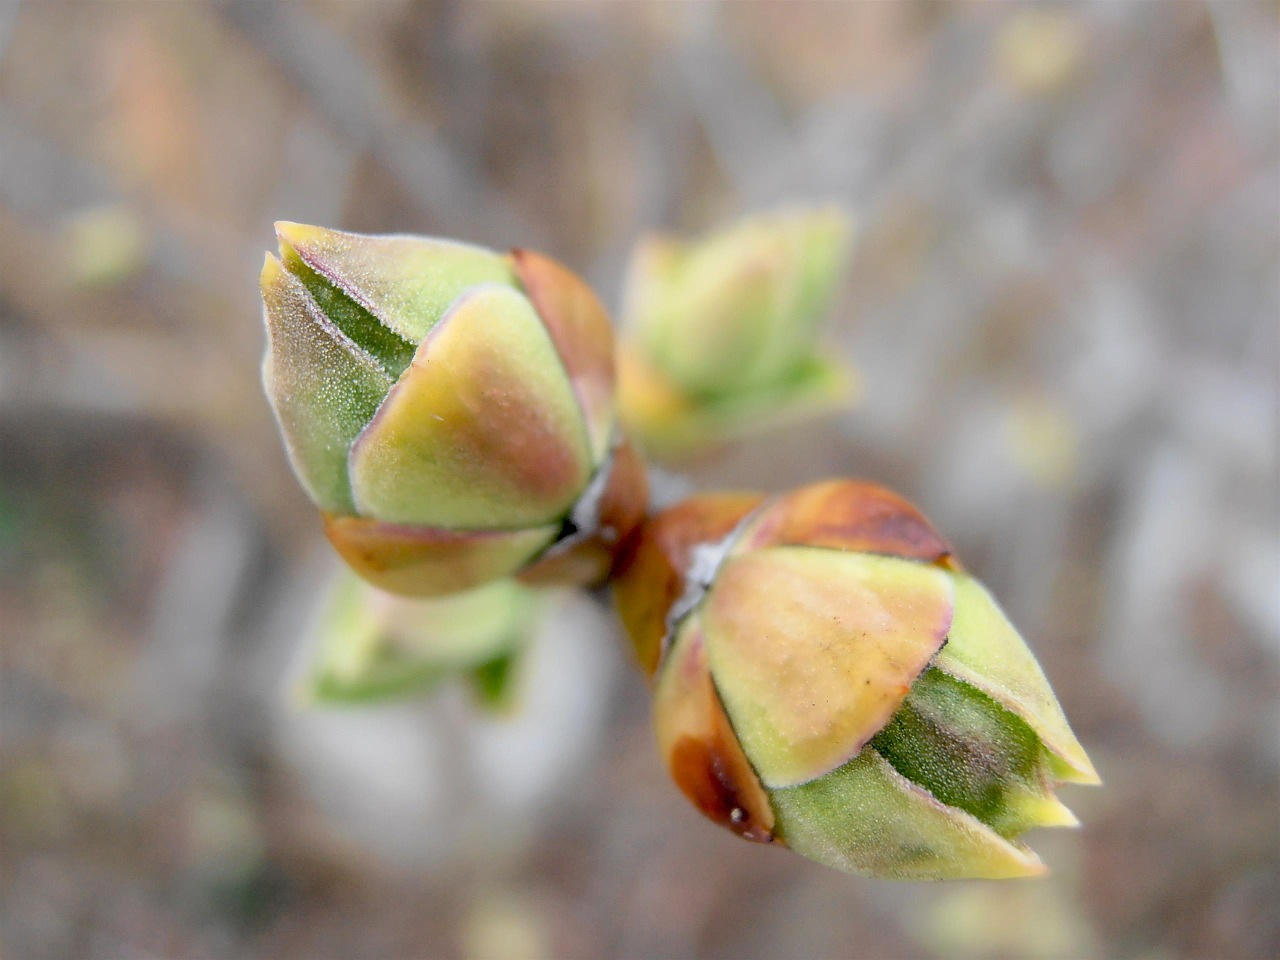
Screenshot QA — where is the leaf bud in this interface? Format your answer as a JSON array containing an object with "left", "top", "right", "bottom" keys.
[
  {"left": 618, "top": 207, "right": 856, "bottom": 458},
  {"left": 261, "top": 223, "right": 647, "bottom": 595},
  {"left": 613, "top": 479, "right": 1099, "bottom": 879},
  {"left": 303, "top": 572, "right": 541, "bottom": 709}
]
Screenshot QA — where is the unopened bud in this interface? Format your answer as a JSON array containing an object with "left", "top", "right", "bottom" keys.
[
  {"left": 304, "top": 572, "right": 541, "bottom": 709},
  {"left": 613, "top": 480, "right": 1099, "bottom": 880},
  {"left": 618, "top": 207, "right": 856, "bottom": 458},
  {"left": 261, "top": 223, "right": 647, "bottom": 596}
]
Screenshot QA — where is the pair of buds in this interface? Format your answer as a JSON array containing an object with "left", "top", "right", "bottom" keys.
[{"left": 261, "top": 221, "right": 1097, "bottom": 880}]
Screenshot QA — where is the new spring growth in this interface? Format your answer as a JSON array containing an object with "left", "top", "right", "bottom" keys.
[
  {"left": 261, "top": 224, "right": 648, "bottom": 596},
  {"left": 618, "top": 207, "right": 856, "bottom": 459},
  {"left": 613, "top": 480, "right": 1100, "bottom": 880},
  {"left": 305, "top": 571, "right": 542, "bottom": 710}
]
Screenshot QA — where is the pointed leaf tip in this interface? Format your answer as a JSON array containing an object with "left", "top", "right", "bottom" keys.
[
  {"left": 1017, "top": 794, "right": 1080, "bottom": 829},
  {"left": 274, "top": 222, "right": 332, "bottom": 271},
  {"left": 260, "top": 247, "right": 394, "bottom": 514},
  {"left": 936, "top": 573, "right": 1099, "bottom": 787},
  {"left": 771, "top": 748, "right": 1050, "bottom": 880},
  {"left": 261, "top": 249, "right": 283, "bottom": 285},
  {"left": 271, "top": 223, "right": 516, "bottom": 345},
  {"left": 275, "top": 219, "right": 328, "bottom": 251}
]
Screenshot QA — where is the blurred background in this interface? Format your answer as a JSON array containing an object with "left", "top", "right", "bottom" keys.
[{"left": 2, "top": 1, "right": 1278, "bottom": 958}]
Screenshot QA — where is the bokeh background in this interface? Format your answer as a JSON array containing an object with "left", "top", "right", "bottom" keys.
[{"left": 2, "top": 2, "right": 1278, "bottom": 958}]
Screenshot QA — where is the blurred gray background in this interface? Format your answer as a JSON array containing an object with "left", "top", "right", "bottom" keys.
[{"left": 1, "top": 2, "right": 1277, "bottom": 958}]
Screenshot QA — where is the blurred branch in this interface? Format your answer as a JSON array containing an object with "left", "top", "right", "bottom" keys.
[{"left": 220, "top": 1, "right": 544, "bottom": 249}]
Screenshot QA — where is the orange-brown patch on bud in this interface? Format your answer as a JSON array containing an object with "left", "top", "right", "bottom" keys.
[
  {"left": 656, "top": 618, "right": 777, "bottom": 844},
  {"left": 612, "top": 492, "right": 766, "bottom": 678},
  {"left": 702, "top": 549, "right": 955, "bottom": 787},
  {"left": 512, "top": 248, "right": 617, "bottom": 461},
  {"left": 519, "top": 436, "right": 650, "bottom": 589},
  {"left": 324, "top": 514, "right": 556, "bottom": 597},
  {"left": 735, "top": 479, "right": 954, "bottom": 564}
]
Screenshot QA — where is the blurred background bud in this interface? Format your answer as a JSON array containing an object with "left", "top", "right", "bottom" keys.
[
  {"left": 261, "top": 223, "right": 646, "bottom": 596},
  {"left": 60, "top": 203, "right": 151, "bottom": 288},
  {"left": 614, "top": 480, "right": 1097, "bottom": 879},
  {"left": 995, "top": 9, "right": 1085, "bottom": 96},
  {"left": 274, "top": 584, "right": 621, "bottom": 869},
  {"left": 301, "top": 570, "right": 543, "bottom": 709},
  {"left": 618, "top": 207, "right": 857, "bottom": 459}
]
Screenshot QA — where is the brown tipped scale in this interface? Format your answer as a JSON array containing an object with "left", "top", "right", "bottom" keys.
[
  {"left": 732, "top": 478, "right": 956, "bottom": 564},
  {"left": 655, "top": 617, "right": 777, "bottom": 843},
  {"left": 512, "top": 248, "right": 617, "bottom": 463},
  {"left": 260, "top": 253, "right": 394, "bottom": 515},
  {"left": 324, "top": 514, "right": 557, "bottom": 598},
  {"left": 611, "top": 491, "right": 766, "bottom": 677},
  {"left": 519, "top": 436, "right": 650, "bottom": 589},
  {"left": 274, "top": 222, "right": 516, "bottom": 344}
]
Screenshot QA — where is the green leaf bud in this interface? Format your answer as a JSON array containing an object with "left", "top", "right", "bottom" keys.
[
  {"left": 613, "top": 479, "right": 1099, "bottom": 880},
  {"left": 303, "top": 571, "right": 541, "bottom": 709},
  {"left": 260, "top": 223, "right": 647, "bottom": 596},
  {"left": 618, "top": 207, "right": 856, "bottom": 458}
]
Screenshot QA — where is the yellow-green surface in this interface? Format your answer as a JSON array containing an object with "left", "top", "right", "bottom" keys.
[
  {"left": 260, "top": 253, "right": 394, "bottom": 514},
  {"left": 771, "top": 747, "right": 1046, "bottom": 879},
  {"left": 936, "top": 574, "right": 1100, "bottom": 784},
  {"left": 349, "top": 285, "right": 593, "bottom": 529}
]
